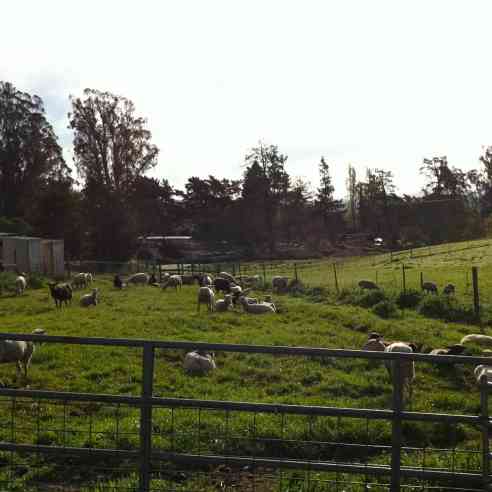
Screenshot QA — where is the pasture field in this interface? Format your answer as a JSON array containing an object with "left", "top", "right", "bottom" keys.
[{"left": 0, "top": 273, "right": 490, "bottom": 490}]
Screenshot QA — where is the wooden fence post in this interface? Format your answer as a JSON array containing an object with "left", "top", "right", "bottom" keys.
[
  {"left": 420, "top": 272, "right": 423, "bottom": 291},
  {"left": 402, "top": 264, "right": 406, "bottom": 293},
  {"left": 472, "top": 266, "right": 480, "bottom": 321},
  {"left": 333, "top": 263, "right": 339, "bottom": 293},
  {"left": 262, "top": 262, "right": 266, "bottom": 285}
]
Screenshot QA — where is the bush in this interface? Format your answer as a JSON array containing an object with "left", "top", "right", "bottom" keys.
[
  {"left": 372, "top": 300, "right": 400, "bottom": 319},
  {"left": 418, "top": 295, "right": 477, "bottom": 323},
  {"left": 397, "top": 289, "right": 423, "bottom": 309},
  {"left": 0, "top": 271, "right": 17, "bottom": 294},
  {"left": 356, "top": 289, "right": 387, "bottom": 308},
  {"left": 28, "top": 272, "right": 45, "bottom": 289}
]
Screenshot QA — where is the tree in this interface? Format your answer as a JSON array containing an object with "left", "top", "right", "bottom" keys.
[
  {"left": 315, "top": 157, "right": 343, "bottom": 236},
  {"left": 420, "top": 156, "right": 469, "bottom": 199},
  {"left": 69, "top": 89, "right": 159, "bottom": 260},
  {"left": 0, "top": 81, "right": 70, "bottom": 218},
  {"left": 346, "top": 164, "right": 358, "bottom": 230},
  {"left": 242, "top": 142, "right": 290, "bottom": 253}
]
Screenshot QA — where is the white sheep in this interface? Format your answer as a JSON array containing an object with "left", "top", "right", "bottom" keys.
[
  {"left": 201, "top": 275, "right": 213, "bottom": 287},
  {"left": 215, "top": 294, "right": 233, "bottom": 312},
  {"left": 85, "top": 273, "right": 94, "bottom": 285},
  {"left": 197, "top": 287, "right": 215, "bottom": 312},
  {"left": 460, "top": 334, "right": 492, "bottom": 347},
  {"left": 80, "top": 288, "right": 99, "bottom": 307},
  {"left": 163, "top": 275, "right": 182, "bottom": 291},
  {"left": 128, "top": 272, "right": 150, "bottom": 285},
  {"left": 183, "top": 351, "right": 216, "bottom": 375},
  {"left": 239, "top": 296, "right": 276, "bottom": 314},
  {"left": 384, "top": 342, "right": 416, "bottom": 405},
  {"left": 0, "top": 328, "right": 46, "bottom": 382},
  {"left": 272, "top": 276, "right": 289, "bottom": 292},
  {"left": 15, "top": 275, "right": 27, "bottom": 296},
  {"left": 72, "top": 273, "right": 88, "bottom": 289},
  {"left": 474, "top": 365, "right": 492, "bottom": 384},
  {"left": 362, "top": 332, "right": 386, "bottom": 352}
]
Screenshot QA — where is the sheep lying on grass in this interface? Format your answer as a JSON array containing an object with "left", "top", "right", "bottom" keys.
[
  {"left": 384, "top": 342, "right": 416, "bottom": 405},
  {"left": 197, "top": 287, "right": 215, "bottom": 312},
  {"left": 80, "top": 288, "right": 99, "bottom": 307},
  {"left": 163, "top": 275, "right": 182, "bottom": 291},
  {"left": 362, "top": 332, "right": 386, "bottom": 352},
  {"left": 429, "top": 344, "right": 466, "bottom": 356},
  {"left": 460, "top": 334, "right": 492, "bottom": 347},
  {"left": 0, "top": 328, "right": 46, "bottom": 384},
  {"left": 239, "top": 296, "right": 276, "bottom": 314},
  {"left": 184, "top": 351, "right": 216, "bottom": 375},
  {"left": 215, "top": 294, "right": 233, "bottom": 312},
  {"left": 128, "top": 273, "right": 150, "bottom": 285},
  {"left": 48, "top": 282, "right": 72, "bottom": 308},
  {"left": 15, "top": 275, "right": 27, "bottom": 296}
]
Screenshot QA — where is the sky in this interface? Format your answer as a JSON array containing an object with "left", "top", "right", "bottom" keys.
[{"left": 2, "top": 0, "right": 492, "bottom": 198}]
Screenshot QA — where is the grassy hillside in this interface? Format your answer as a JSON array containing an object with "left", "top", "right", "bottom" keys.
[{"left": 0, "top": 275, "right": 489, "bottom": 490}]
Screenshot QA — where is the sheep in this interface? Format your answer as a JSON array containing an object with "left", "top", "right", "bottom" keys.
[
  {"left": 15, "top": 275, "right": 27, "bottom": 296},
  {"left": 362, "top": 332, "right": 386, "bottom": 352},
  {"left": 183, "top": 351, "right": 216, "bottom": 375},
  {"left": 80, "top": 288, "right": 99, "bottom": 307},
  {"left": 239, "top": 296, "right": 276, "bottom": 314},
  {"left": 0, "top": 328, "right": 46, "bottom": 383},
  {"left": 113, "top": 275, "right": 125, "bottom": 289},
  {"left": 200, "top": 274, "right": 213, "bottom": 287},
  {"left": 128, "top": 272, "right": 150, "bottom": 285},
  {"left": 272, "top": 276, "right": 289, "bottom": 292},
  {"left": 214, "top": 277, "right": 232, "bottom": 294},
  {"left": 48, "top": 282, "right": 72, "bottom": 308},
  {"left": 218, "top": 272, "right": 237, "bottom": 284},
  {"left": 422, "top": 281, "right": 438, "bottom": 294},
  {"left": 197, "top": 287, "right": 215, "bottom": 312},
  {"left": 384, "top": 342, "right": 416, "bottom": 405},
  {"left": 443, "top": 283, "right": 455, "bottom": 295},
  {"left": 85, "top": 273, "right": 93, "bottom": 285},
  {"left": 72, "top": 273, "right": 88, "bottom": 289},
  {"left": 460, "top": 334, "right": 492, "bottom": 347},
  {"left": 215, "top": 294, "right": 233, "bottom": 312},
  {"left": 474, "top": 364, "right": 492, "bottom": 384},
  {"left": 429, "top": 344, "right": 466, "bottom": 356},
  {"left": 162, "top": 275, "right": 182, "bottom": 291},
  {"left": 358, "top": 280, "right": 378, "bottom": 290}
]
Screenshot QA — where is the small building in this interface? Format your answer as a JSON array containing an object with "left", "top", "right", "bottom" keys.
[{"left": 0, "top": 235, "right": 64, "bottom": 277}]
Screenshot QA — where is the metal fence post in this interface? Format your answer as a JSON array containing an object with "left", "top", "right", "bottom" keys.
[
  {"left": 480, "top": 375, "right": 490, "bottom": 490},
  {"left": 139, "top": 343, "right": 155, "bottom": 492},
  {"left": 391, "top": 359, "right": 403, "bottom": 492}
]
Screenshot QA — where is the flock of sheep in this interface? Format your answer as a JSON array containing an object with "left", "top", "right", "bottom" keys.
[{"left": 358, "top": 279, "right": 455, "bottom": 295}]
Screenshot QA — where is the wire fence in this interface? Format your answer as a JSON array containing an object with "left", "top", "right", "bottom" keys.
[{"left": 0, "top": 333, "right": 490, "bottom": 491}]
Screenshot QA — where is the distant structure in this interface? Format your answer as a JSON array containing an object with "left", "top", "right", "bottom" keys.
[{"left": 0, "top": 234, "right": 64, "bottom": 277}]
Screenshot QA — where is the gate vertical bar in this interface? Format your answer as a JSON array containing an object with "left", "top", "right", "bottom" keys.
[
  {"left": 391, "top": 359, "right": 403, "bottom": 492},
  {"left": 480, "top": 374, "right": 490, "bottom": 490},
  {"left": 139, "top": 343, "right": 155, "bottom": 492}
]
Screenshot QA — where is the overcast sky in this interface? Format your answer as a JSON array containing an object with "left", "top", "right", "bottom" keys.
[{"left": 2, "top": 0, "right": 492, "bottom": 198}]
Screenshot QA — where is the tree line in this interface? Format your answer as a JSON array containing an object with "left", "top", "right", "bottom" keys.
[{"left": 1, "top": 81, "right": 491, "bottom": 261}]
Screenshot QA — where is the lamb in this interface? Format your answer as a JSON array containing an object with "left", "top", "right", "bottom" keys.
[
  {"left": 183, "top": 351, "right": 216, "bottom": 375},
  {"left": 72, "top": 273, "right": 87, "bottom": 289},
  {"left": 443, "top": 283, "right": 455, "bottom": 295},
  {"left": 128, "top": 272, "right": 150, "bottom": 285},
  {"left": 358, "top": 280, "right": 378, "bottom": 290},
  {"left": 272, "top": 276, "right": 289, "bottom": 292},
  {"left": 80, "top": 288, "right": 99, "bottom": 307},
  {"left": 422, "top": 281, "right": 438, "bottom": 294},
  {"left": 239, "top": 296, "right": 276, "bottom": 314},
  {"left": 460, "top": 334, "right": 492, "bottom": 347},
  {"left": 215, "top": 294, "right": 233, "bottom": 312},
  {"left": 362, "top": 332, "right": 386, "bottom": 352},
  {"left": 48, "top": 282, "right": 72, "bottom": 308},
  {"left": 197, "top": 287, "right": 215, "bottom": 312},
  {"left": 0, "top": 328, "right": 46, "bottom": 382},
  {"left": 162, "top": 275, "right": 182, "bottom": 291},
  {"left": 15, "top": 275, "right": 27, "bottom": 296},
  {"left": 384, "top": 342, "right": 416, "bottom": 404}
]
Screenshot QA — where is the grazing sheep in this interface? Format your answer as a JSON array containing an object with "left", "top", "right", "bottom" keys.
[
  {"left": 215, "top": 294, "right": 233, "bottom": 312},
  {"left": 214, "top": 277, "right": 232, "bottom": 294},
  {"left": 239, "top": 296, "right": 276, "bottom": 314},
  {"left": 384, "top": 342, "right": 416, "bottom": 404},
  {"left": 272, "top": 276, "right": 289, "bottom": 292},
  {"left": 15, "top": 275, "right": 27, "bottom": 296},
  {"left": 460, "top": 334, "right": 492, "bottom": 347},
  {"left": 429, "top": 344, "right": 466, "bottom": 356},
  {"left": 72, "top": 273, "right": 88, "bottom": 289},
  {"left": 0, "top": 328, "right": 46, "bottom": 382},
  {"left": 184, "top": 351, "right": 216, "bottom": 375},
  {"left": 80, "top": 288, "right": 99, "bottom": 307},
  {"left": 358, "top": 280, "right": 379, "bottom": 290},
  {"left": 422, "top": 281, "right": 438, "bottom": 294},
  {"left": 218, "top": 272, "right": 237, "bottom": 284},
  {"left": 128, "top": 272, "right": 150, "bottom": 285},
  {"left": 443, "top": 283, "right": 455, "bottom": 295},
  {"left": 362, "top": 332, "right": 386, "bottom": 352},
  {"left": 48, "top": 282, "right": 72, "bottom": 308},
  {"left": 163, "top": 275, "right": 182, "bottom": 291},
  {"left": 197, "top": 287, "right": 215, "bottom": 312}
]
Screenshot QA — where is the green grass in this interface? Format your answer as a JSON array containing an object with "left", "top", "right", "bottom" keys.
[{"left": 0, "top": 268, "right": 490, "bottom": 490}]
